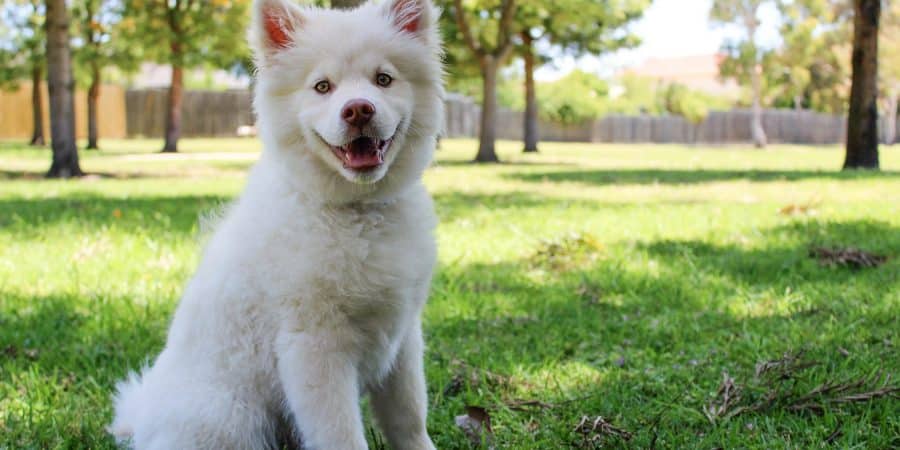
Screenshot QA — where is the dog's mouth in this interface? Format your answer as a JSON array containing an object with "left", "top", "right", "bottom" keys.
[{"left": 330, "top": 136, "right": 393, "bottom": 172}]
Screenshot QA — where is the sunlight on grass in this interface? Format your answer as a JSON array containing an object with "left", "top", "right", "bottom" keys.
[{"left": 1, "top": 138, "right": 899, "bottom": 448}]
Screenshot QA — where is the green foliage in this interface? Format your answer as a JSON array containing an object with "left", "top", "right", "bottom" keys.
[
  {"left": 71, "top": 0, "right": 142, "bottom": 85},
  {"left": 710, "top": 0, "right": 773, "bottom": 122},
  {"left": 515, "top": 0, "right": 646, "bottom": 55},
  {"left": 536, "top": 70, "right": 609, "bottom": 125},
  {"left": 120, "top": 0, "right": 250, "bottom": 70},
  {"left": 769, "top": 0, "right": 850, "bottom": 112},
  {"left": 495, "top": 72, "right": 732, "bottom": 124},
  {"left": 659, "top": 83, "right": 710, "bottom": 124},
  {"left": 1, "top": 139, "right": 899, "bottom": 448},
  {"left": 0, "top": 0, "right": 44, "bottom": 90},
  {"left": 718, "top": 39, "right": 777, "bottom": 101},
  {"left": 440, "top": 0, "right": 647, "bottom": 102},
  {"left": 606, "top": 74, "right": 662, "bottom": 114}
]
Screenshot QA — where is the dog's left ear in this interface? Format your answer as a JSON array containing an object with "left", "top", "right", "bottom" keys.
[{"left": 383, "top": 0, "right": 436, "bottom": 39}]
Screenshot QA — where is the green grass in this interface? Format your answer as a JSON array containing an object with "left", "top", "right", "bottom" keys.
[{"left": 1, "top": 138, "right": 899, "bottom": 448}]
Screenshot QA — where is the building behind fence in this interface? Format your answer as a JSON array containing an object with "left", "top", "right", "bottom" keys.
[{"left": 2, "top": 86, "right": 897, "bottom": 145}]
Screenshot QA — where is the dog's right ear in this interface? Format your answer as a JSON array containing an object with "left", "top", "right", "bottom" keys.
[{"left": 250, "top": 0, "right": 304, "bottom": 61}]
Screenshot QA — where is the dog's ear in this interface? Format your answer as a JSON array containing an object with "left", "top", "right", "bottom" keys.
[
  {"left": 383, "top": 0, "right": 436, "bottom": 38},
  {"left": 250, "top": 0, "right": 304, "bottom": 59}
]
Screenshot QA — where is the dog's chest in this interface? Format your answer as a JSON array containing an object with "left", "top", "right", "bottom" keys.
[
  {"left": 284, "top": 201, "right": 433, "bottom": 382},
  {"left": 313, "top": 203, "right": 430, "bottom": 297}
]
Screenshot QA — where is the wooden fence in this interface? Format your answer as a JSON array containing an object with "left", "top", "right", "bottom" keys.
[
  {"left": 125, "top": 89, "right": 254, "bottom": 138},
  {"left": 445, "top": 95, "right": 900, "bottom": 145},
  {"left": 120, "top": 89, "right": 899, "bottom": 145},
  {"left": 0, "top": 82, "right": 126, "bottom": 140}
]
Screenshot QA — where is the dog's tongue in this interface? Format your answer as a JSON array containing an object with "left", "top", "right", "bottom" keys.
[{"left": 344, "top": 137, "right": 382, "bottom": 170}]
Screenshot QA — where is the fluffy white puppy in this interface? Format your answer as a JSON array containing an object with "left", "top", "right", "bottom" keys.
[{"left": 109, "top": 0, "right": 444, "bottom": 448}]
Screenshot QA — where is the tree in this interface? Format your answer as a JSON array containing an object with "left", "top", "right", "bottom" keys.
[
  {"left": 123, "top": 0, "right": 250, "bottom": 152},
  {"left": 516, "top": 0, "right": 645, "bottom": 152},
  {"left": 844, "top": 0, "right": 881, "bottom": 169},
  {"left": 711, "top": 0, "right": 770, "bottom": 148},
  {"left": 0, "top": 0, "right": 46, "bottom": 146},
  {"left": 880, "top": 0, "right": 899, "bottom": 145},
  {"left": 443, "top": 0, "right": 518, "bottom": 162},
  {"left": 72, "top": 0, "right": 138, "bottom": 150},
  {"left": 45, "top": 0, "right": 83, "bottom": 178}
]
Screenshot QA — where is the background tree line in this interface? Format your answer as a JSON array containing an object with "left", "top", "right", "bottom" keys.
[{"left": 0, "top": 0, "right": 896, "bottom": 176}]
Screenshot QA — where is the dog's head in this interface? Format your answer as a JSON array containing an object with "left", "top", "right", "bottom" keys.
[{"left": 250, "top": 0, "right": 443, "bottom": 203}]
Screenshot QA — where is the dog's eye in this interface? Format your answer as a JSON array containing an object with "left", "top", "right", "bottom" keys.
[
  {"left": 314, "top": 80, "right": 331, "bottom": 94},
  {"left": 375, "top": 73, "right": 393, "bottom": 88}
]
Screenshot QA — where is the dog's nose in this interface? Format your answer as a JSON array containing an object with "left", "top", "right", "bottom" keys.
[{"left": 341, "top": 99, "right": 376, "bottom": 128}]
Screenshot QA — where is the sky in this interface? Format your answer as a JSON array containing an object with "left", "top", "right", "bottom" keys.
[{"left": 534, "top": 0, "right": 783, "bottom": 81}]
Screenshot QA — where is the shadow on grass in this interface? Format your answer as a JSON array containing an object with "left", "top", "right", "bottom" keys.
[
  {"left": 432, "top": 159, "right": 577, "bottom": 167},
  {"left": 0, "top": 194, "right": 232, "bottom": 234},
  {"left": 0, "top": 291, "right": 172, "bottom": 448},
  {"left": 506, "top": 168, "right": 900, "bottom": 186},
  {"left": 0, "top": 169, "right": 180, "bottom": 180},
  {"left": 1, "top": 191, "right": 615, "bottom": 233}
]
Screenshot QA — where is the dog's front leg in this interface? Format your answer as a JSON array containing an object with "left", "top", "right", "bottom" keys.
[
  {"left": 277, "top": 330, "right": 367, "bottom": 450},
  {"left": 370, "top": 319, "right": 435, "bottom": 450}
]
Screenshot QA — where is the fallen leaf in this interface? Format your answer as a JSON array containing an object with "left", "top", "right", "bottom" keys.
[
  {"left": 779, "top": 201, "right": 819, "bottom": 216},
  {"left": 455, "top": 406, "right": 493, "bottom": 448}
]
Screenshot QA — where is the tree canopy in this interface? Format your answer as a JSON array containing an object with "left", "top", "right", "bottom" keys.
[{"left": 0, "top": 0, "right": 44, "bottom": 90}]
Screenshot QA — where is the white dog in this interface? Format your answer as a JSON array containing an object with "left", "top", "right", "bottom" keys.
[{"left": 109, "top": 0, "right": 444, "bottom": 448}]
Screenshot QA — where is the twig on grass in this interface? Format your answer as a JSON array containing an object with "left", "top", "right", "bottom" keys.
[
  {"left": 573, "top": 415, "right": 633, "bottom": 447},
  {"left": 704, "top": 351, "right": 899, "bottom": 424}
]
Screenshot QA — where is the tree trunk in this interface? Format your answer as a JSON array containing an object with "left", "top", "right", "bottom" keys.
[
  {"left": 30, "top": 64, "right": 45, "bottom": 146},
  {"left": 522, "top": 32, "right": 538, "bottom": 153},
  {"left": 794, "top": 94, "right": 803, "bottom": 111},
  {"left": 86, "top": 61, "right": 100, "bottom": 150},
  {"left": 44, "top": 0, "right": 83, "bottom": 178},
  {"left": 750, "top": 63, "right": 768, "bottom": 148},
  {"left": 475, "top": 56, "right": 500, "bottom": 163},
  {"left": 844, "top": 0, "right": 881, "bottom": 169},
  {"left": 331, "top": 0, "right": 364, "bottom": 9},
  {"left": 162, "top": 62, "right": 183, "bottom": 153},
  {"left": 884, "top": 93, "right": 897, "bottom": 144}
]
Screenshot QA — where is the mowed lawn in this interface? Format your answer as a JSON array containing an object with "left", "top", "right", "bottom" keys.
[{"left": 1, "top": 138, "right": 899, "bottom": 448}]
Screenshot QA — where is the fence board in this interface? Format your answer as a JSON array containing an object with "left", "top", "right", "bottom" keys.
[{"left": 0, "top": 82, "right": 125, "bottom": 140}]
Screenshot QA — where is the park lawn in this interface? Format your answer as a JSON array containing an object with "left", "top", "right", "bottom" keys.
[{"left": 1, "top": 138, "right": 899, "bottom": 448}]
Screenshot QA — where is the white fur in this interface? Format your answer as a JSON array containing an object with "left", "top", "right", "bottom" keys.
[{"left": 109, "top": 1, "right": 444, "bottom": 448}]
